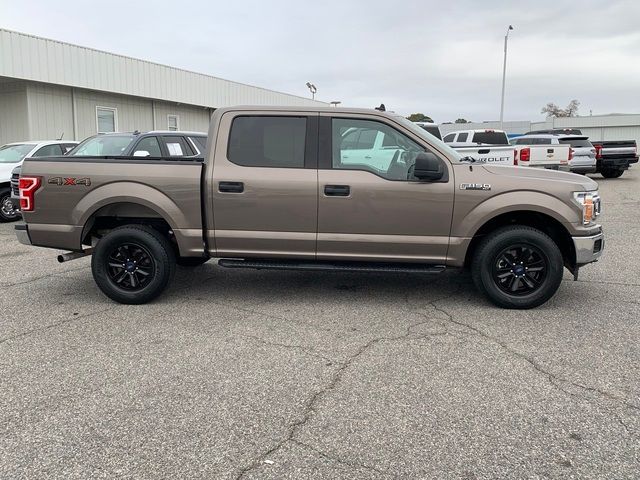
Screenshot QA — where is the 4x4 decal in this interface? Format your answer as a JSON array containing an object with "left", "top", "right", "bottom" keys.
[{"left": 48, "top": 177, "right": 91, "bottom": 186}]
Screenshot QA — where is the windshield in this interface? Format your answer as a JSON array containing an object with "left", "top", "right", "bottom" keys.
[
  {"left": 69, "top": 135, "right": 136, "bottom": 156},
  {"left": 0, "top": 144, "right": 35, "bottom": 164},
  {"left": 391, "top": 115, "right": 463, "bottom": 161}
]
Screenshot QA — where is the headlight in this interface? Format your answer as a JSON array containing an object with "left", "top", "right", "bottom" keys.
[{"left": 573, "top": 191, "right": 601, "bottom": 225}]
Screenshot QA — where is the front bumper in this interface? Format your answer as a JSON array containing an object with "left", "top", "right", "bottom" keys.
[
  {"left": 573, "top": 230, "right": 604, "bottom": 265},
  {"left": 15, "top": 223, "right": 32, "bottom": 246}
]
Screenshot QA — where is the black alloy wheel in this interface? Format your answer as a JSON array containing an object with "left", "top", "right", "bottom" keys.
[
  {"left": 106, "top": 243, "right": 156, "bottom": 291},
  {"left": 492, "top": 244, "right": 548, "bottom": 296}
]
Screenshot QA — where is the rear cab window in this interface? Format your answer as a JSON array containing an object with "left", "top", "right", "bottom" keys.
[
  {"left": 559, "top": 137, "right": 592, "bottom": 148},
  {"left": 228, "top": 116, "right": 307, "bottom": 168},
  {"left": 471, "top": 131, "right": 509, "bottom": 145}
]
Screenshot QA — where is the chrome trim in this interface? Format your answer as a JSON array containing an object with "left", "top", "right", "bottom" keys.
[{"left": 573, "top": 231, "right": 604, "bottom": 265}]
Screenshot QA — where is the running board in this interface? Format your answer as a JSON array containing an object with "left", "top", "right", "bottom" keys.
[{"left": 217, "top": 258, "right": 446, "bottom": 274}]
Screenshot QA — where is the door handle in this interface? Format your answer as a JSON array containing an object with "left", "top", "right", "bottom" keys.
[
  {"left": 324, "top": 185, "right": 350, "bottom": 196},
  {"left": 218, "top": 181, "right": 244, "bottom": 193}
]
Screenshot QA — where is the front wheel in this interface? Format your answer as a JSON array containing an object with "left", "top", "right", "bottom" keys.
[
  {"left": 471, "top": 226, "right": 564, "bottom": 309},
  {"left": 92, "top": 225, "right": 176, "bottom": 304},
  {"left": 0, "top": 188, "right": 20, "bottom": 222},
  {"left": 601, "top": 168, "right": 624, "bottom": 178}
]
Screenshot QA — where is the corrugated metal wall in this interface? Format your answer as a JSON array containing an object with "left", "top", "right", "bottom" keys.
[
  {"left": 153, "top": 101, "right": 210, "bottom": 132},
  {"left": 0, "top": 29, "right": 325, "bottom": 108},
  {"left": 0, "top": 81, "right": 29, "bottom": 144},
  {"left": 26, "top": 83, "right": 74, "bottom": 141}
]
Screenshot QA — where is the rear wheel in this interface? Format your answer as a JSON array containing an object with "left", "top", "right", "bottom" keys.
[
  {"left": 92, "top": 225, "right": 175, "bottom": 304},
  {"left": 0, "top": 187, "right": 20, "bottom": 222},
  {"left": 471, "top": 226, "right": 564, "bottom": 309},
  {"left": 601, "top": 168, "right": 624, "bottom": 178}
]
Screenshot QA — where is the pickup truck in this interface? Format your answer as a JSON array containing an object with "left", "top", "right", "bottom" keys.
[
  {"left": 591, "top": 140, "right": 638, "bottom": 178},
  {"left": 442, "top": 129, "right": 516, "bottom": 165},
  {"left": 15, "top": 106, "right": 604, "bottom": 309},
  {"left": 511, "top": 135, "right": 571, "bottom": 169}
]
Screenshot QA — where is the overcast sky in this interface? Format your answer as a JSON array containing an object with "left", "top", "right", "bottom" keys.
[{"left": 2, "top": 0, "right": 639, "bottom": 122}]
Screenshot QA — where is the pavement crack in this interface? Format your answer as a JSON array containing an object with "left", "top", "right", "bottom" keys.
[
  {"left": 430, "top": 299, "right": 640, "bottom": 416},
  {"left": 0, "top": 265, "right": 88, "bottom": 288},
  {"left": 236, "top": 332, "right": 340, "bottom": 365},
  {"left": 0, "top": 306, "right": 118, "bottom": 346},
  {"left": 291, "top": 439, "right": 396, "bottom": 477}
]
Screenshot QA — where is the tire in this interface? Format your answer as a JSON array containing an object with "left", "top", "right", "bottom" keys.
[
  {"left": 471, "top": 226, "right": 564, "bottom": 309},
  {"left": 91, "top": 225, "right": 176, "bottom": 304},
  {"left": 601, "top": 169, "right": 624, "bottom": 178},
  {"left": 0, "top": 187, "right": 20, "bottom": 223},
  {"left": 177, "top": 256, "right": 209, "bottom": 267}
]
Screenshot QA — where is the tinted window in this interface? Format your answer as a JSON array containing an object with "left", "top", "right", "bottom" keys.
[
  {"left": 443, "top": 133, "right": 456, "bottom": 143},
  {"left": 163, "top": 136, "right": 194, "bottom": 156},
  {"left": 457, "top": 133, "right": 469, "bottom": 142},
  {"left": 332, "top": 118, "right": 425, "bottom": 181},
  {"left": 62, "top": 143, "right": 77, "bottom": 153},
  {"left": 472, "top": 132, "right": 509, "bottom": 145},
  {"left": 419, "top": 124, "right": 442, "bottom": 140},
  {"left": 190, "top": 136, "right": 207, "bottom": 153},
  {"left": 228, "top": 116, "right": 306, "bottom": 168},
  {"left": 134, "top": 136, "right": 162, "bottom": 156},
  {"left": 559, "top": 138, "right": 592, "bottom": 148},
  {"left": 537, "top": 138, "right": 552, "bottom": 145},
  {"left": 33, "top": 144, "right": 64, "bottom": 157},
  {"left": 515, "top": 138, "right": 530, "bottom": 145}
]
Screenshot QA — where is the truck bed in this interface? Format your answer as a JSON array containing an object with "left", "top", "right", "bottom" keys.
[{"left": 19, "top": 155, "right": 204, "bottom": 254}]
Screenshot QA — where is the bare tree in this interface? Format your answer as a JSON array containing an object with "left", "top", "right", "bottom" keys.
[{"left": 541, "top": 99, "right": 580, "bottom": 117}]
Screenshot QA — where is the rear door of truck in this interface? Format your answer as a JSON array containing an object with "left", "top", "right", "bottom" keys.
[{"left": 208, "top": 111, "right": 318, "bottom": 259}]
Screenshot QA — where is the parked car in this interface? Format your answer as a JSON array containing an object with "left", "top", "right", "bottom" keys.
[
  {"left": 525, "top": 128, "right": 583, "bottom": 136},
  {"left": 0, "top": 140, "right": 78, "bottom": 222},
  {"left": 510, "top": 135, "right": 572, "bottom": 170},
  {"left": 67, "top": 131, "right": 207, "bottom": 158},
  {"left": 442, "top": 129, "right": 515, "bottom": 165},
  {"left": 591, "top": 140, "right": 638, "bottom": 178},
  {"left": 16, "top": 106, "right": 604, "bottom": 309}
]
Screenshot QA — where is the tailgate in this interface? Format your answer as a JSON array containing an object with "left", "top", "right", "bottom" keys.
[
  {"left": 19, "top": 156, "right": 204, "bottom": 251},
  {"left": 527, "top": 145, "right": 569, "bottom": 167},
  {"left": 453, "top": 146, "right": 514, "bottom": 165}
]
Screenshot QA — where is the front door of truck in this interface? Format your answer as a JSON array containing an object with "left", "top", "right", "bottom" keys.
[
  {"left": 317, "top": 115, "right": 455, "bottom": 263},
  {"left": 210, "top": 112, "right": 318, "bottom": 258}
]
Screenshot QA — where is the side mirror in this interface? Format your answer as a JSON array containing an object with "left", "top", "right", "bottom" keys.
[
  {"left": 413, "top": 152, "right": 444, "bottom": 181},
  {"left": 133, "top": 150, "right": 150, "bottom": 157}
]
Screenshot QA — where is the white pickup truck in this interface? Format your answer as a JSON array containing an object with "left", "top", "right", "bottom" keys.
[
  {"left": 442, "top": 129, "right": 515, "bottom": 165},
  {"left": 511, "top": 135, "right": 571, "bottom": 169}
]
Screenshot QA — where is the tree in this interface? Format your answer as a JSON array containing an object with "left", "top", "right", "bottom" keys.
[
  {"left": 541, "top": 99, "right": 580, "bottom": 117},
  {"left": 406, "top": 113, "right": 434, "bottom": 123},
  {"left": 455, "top": 118, "right": 470, "bottom": 124}
]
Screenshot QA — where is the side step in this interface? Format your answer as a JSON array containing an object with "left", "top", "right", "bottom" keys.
[{"left": 217, "top": 258, "right": 446, "bottom": 274}]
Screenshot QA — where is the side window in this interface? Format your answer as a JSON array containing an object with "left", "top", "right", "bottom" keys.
[
  {"left": 190, "top": 136, "right": 207, "bottom": 154},
  {"left": 162, "top": 136, "right": 194, "bottom": 157},
  {"left": 332, "top": 118, "right": 425, "bottom": 181},
  {"left": 228, "top": 116, "right": 306, "bottom": 168},
  {"left": 133, "top": 136, "right": 162, "bottom": 156},
  {"left": 32, "top": 144, "right": 64, "bottom": 157},
  {"left": 443, "top": 133, "right": 455, "bottom": 143},
  {"left": 62, "top": 143, "right": 77, "bottom": 153},
  {"left": 457, "top": 132, "right": 469, "bottom": 142}
]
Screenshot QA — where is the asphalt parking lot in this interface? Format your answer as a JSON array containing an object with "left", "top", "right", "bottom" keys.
[{"left": 1, "top": 170, "right": 639, "bottom": 479}]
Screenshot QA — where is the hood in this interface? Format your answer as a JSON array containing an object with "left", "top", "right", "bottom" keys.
[
  {"left": 0, "top": 161, "right": 21, "bottom": 183},
  {"left": 481, "top": 165, "right": 598, "bottom": 191}
]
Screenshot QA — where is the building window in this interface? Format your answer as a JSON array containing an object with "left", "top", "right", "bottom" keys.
[
  {"left": 168, "top": 114, "right": 179, "bottom": 131},
  {"left": 96, "top": 106, "right": 117, "bottom": 133}
]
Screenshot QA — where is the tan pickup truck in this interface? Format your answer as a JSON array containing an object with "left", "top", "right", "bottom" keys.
[{"left": 15, "top": 106, "right": 604, "bottom": 308}]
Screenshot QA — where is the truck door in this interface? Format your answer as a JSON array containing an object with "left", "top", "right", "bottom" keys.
[
  {"left": 210, "top": 113, "right": 318, "bottom": 258},
  {"left": 317, "top": 115, "right": 455, "bottom": 264}
]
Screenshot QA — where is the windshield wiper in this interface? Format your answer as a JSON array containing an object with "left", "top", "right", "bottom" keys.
[{"left": 460, "top": 156, "right": 477, "bottom": 163}]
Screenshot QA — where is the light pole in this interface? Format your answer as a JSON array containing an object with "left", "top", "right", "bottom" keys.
[
  {"left": 306, "top": 82, "right": 317, "bottom": 100},
  {"left": 499, "top": 25, "right": 514, "bottom": 128}
]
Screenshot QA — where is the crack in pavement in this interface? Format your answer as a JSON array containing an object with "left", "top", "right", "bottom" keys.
[
  {"left": 236, "top": 332, "right": 341, "bottom": 365},
  {"left": 429, "top": 299, "right": 640, "bottom": 435},
  {"left": 234, "top": 293, "right": 462, "bottom": 479},
  {"left": 290, "top": 439, "right": 397, "bottom": 478},
  {"left": 0, "top": 265, "right": 89, "bottom": 288}
]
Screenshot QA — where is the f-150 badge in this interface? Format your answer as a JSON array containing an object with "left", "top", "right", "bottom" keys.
[{"left": 460, "top": 183, "right": 491, "bottom": 191}]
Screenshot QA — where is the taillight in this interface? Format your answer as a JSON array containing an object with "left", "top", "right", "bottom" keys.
[
  {"left": 520, "top": 147, "right": 530, "bottom": 162},
  {"left": 568, "top": 148, "right": 574, "bottom": 162},
  {"left": 513, "top": 149, "right": 518, "bottom": 165},
  {"left": 19, "top": 176, "right": 42, "bottom": 212},
  {"left": 594, "top": 145, "right": 602, "bottom": 159}
]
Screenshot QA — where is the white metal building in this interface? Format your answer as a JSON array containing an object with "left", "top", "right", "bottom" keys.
[
  {"left": 440, "top": 114, "right": 640, "bottom": 144},
  {"left": 0, "top": 29, "right": 326, "bottom": 145}
]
